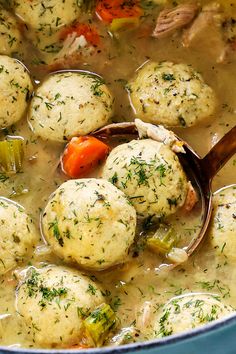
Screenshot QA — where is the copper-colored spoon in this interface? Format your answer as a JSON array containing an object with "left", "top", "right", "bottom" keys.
[{"left": 93, "top": 122, "right": 236, "bottom": 258}]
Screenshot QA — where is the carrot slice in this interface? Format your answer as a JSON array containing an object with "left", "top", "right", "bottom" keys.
[
  {"left": 96, "top": 0, "right": 143, "bottom": 23},
  {"left": 61, "top": 136, "right": 110, "bottom": 178},
  {"left": 60, "top": 23, "right": 100, "bottom": 46}
]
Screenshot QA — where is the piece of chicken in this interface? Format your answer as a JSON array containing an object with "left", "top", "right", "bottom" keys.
[
  {"left": 38, "top": 33, "right": 93, "bottom": 73},
  {"left": 182, "top": 3, "right": 227, "bottom": 63},
  {"left": 183, "top": 181, "right": 198, "bottom": 212},
  {"left": 152, "top": 3, "right": 199, "bottom": 39}
]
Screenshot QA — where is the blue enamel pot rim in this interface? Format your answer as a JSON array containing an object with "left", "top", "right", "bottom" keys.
[{"left": 0, "top": 311, "right": 236, "bottom": 354}]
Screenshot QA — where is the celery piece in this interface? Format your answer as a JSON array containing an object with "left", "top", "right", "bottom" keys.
[
  {"left": 110, "top": 17, "right": 139, "bottom": 32},
  {"left": 147, "top": 226, "right": 177, "bottom": 255},
  {"left": 0, "top": 138, "right": 24, "bottom": 174},
  {"left": 84, "top": 303, "right": 117, "bottom": 347}
]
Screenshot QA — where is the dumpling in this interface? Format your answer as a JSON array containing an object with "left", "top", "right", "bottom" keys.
[
  {"left": 209, "top": 185, "right": 236, "bottom": 261},
  {"left": 154, "top": 293, "right": 234, "bottom": 337},
  {"left": 102, "top": 139, "right": 188, "bottom": 217},
  {"left": 0, "top": 55, "right": 33, "bottom": 129},
  {"left": 0, "top": 7, "right": 22, "bottom": 56},
  {"left": 16, "top": 265, "right": 104, "bottom": 347},
  {"left": 128, "top": 61, "right": 216, "bottom": 127},
  {"left": 0, "top": 198, "right": 37, "bottom": 275},
  {"left": 42, "top": 179, "right": 136, "bottom": 270},
  {"left": 12, "top": 0, "right": 82, "bottom": 51},
  {"left": 28, "top": 72, "right": 114, "bottom": 142}
]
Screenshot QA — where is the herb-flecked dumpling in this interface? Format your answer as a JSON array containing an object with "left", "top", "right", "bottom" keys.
[
  {"left": 102, "top": 139, "right": 188, "bottom": 217},
  {"left": 28, "top": 72, "right": 114, "bottom": 142},
  {"left": 12, "top": 0, "right": 82, "bottom": 51},
  {"left": 128, "top": 61, "right": 216, "bottom": 127},
  {"left": 0, "top": 7, "right": 22, "bottom": 56},
  {"left": 0, "top": 55, "right": 33, "bottom": 129},
  {"left": 154, "top": 293, "right": 233, "bottom": 337},
  {"left": 42, "top": 179, "right": 136, "bottom": 270},
  {"left": 209, "top": 185, "right": 236, "bottom": 261},
  {"left": 16, "top": 265, "right": 104, "bottom": 347},
  {"left": 0, "top": 198, "right": 37, "bottom": 275}
]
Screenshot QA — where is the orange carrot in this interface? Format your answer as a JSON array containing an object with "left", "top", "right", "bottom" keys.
[
  {"left": 61, "top": 136, "right": 110, "bottom": 178},
  {"left": 60, "top": 23, "right": 100, "bottom": 46},
  {"left": 96, "top": 0, "right": 143, "bottom": 23}
]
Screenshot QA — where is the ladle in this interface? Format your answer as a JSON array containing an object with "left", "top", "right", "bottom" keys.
[{"left": 93, "top": 122, "right": 236, "bottom": 258}]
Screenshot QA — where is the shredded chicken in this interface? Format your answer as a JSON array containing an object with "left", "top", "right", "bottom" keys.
[
  {"left": 152, "top": 3, "right": 199, "bottom": 39},
  {"left": 135, "top": 119, "right": 186, "bottom": 153},
  {"left": 182, "top": 3, "right": 227, "bottom": 63},
  {"left": 183, "top": 181, "right": 198, "bottom": 212},
  {"left": 52, "top": 33, "right": 91, "bottom": 70},
  {"left": 152, "top": 2, "right": 236, "bottom": 64},
  {"left": 183, "top": 3, "right": 221, "bottom": 45},
  {"left": 167, "top": 247, "right": 188, "bottom": 264},
  {"left": 135, "top": 301, "right": 154, "bottom": 330},
  {"left": 109, "top": 327, "right": 139, "bottom": 346},
  {"left": 39, "top": 33, "right": 93, "bottom": 72}
]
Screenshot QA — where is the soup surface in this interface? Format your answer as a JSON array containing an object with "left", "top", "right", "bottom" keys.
[{"left": 0, "top": 0, "right": 235, "bottom": 349}]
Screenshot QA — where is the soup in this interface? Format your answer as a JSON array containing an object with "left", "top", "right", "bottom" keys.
[{"left": 0, "top": 0, "right": 235, "bottom": 349}]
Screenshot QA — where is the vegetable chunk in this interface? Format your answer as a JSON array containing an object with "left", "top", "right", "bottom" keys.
[
  {"left": 61, "top": 136, "right": 110, "bottom": 178},
  {"left": 96, "top": 0, "right": 143, "bottom": 23}
]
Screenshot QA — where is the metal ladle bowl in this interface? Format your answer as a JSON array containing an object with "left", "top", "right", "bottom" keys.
[{"left": 93, "top": 122, "right": 236, "bottom": 258}]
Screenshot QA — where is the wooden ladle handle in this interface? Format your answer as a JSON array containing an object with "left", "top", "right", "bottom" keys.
[{"left": 200, "top": 126, "right": 236, "bottom": 182}]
